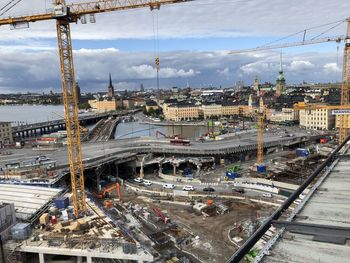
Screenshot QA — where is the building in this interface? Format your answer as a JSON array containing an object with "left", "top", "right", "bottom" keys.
[
  {"left": 75, "top": 82, "right": 82, "bottom": 103},
  {"left": 140, "top": 83, "right": 145, "bottom": 92},
  {"left": 270, "top": 108, "right": 299, "bottom": 122},
  {"left": 108, "top": 73, "right": 114, "bottom": 97},
  {"left": 145, "top": 100, "right": 159, "bottom": 112},
  {"left": 165, "top": 103, "right": 199, "bottom": 121},
  {"left": 133, "top": 97, "right": 146, "bottom": 107},
  {"left": 281, "top": 108, "right": 299, "bottom": 121},
  {"left": 88, "top": 99, "right": 97, "bottom": 109},
  {"left": 122, "top": 98, "right": 135, "bottom": 109},
  {"left": 201, "top": 103, "right": 222, "bottom": 119},
  {"left": 162, "top": 99, "right": 178, "bottom": 117},
  {"left": 299, "top": 107, "right": 335, "bottom": 130},
  {"left": 222, "top": 102, "right": 240, "bottom": 116},
  {"left": 0, "top": 122, "right": 13, "bottom": 147},
  {"left": 275, "top": 53, "right": 286, "bottom": 97},
  {"left": 95, "top": 99, "right": 117, "bottom": 112}
]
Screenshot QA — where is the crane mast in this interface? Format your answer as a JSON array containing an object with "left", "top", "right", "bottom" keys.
[
  {"left": 0, "top": 0, "right": 191, "bottom": 217},
  {"left": 340, "top": 19, "right": 350, "bottom": 143},
  {"left": 257, "top": 97, "right": 264, "bottom": 165},
  {"left": 55, "top": 1, "right": 86, "bottom": 216}
]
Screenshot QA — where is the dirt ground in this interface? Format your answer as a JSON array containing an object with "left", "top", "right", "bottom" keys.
[{"left": 154, "top": 199, "right": 274, "bottom": 262}]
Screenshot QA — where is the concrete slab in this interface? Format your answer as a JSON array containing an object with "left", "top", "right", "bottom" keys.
[
  {"left": 262, "top": 147, "right": 350, "bottom": 262},
  {"left": 0, "top": 184, "right": 62, "bottom": 220}
]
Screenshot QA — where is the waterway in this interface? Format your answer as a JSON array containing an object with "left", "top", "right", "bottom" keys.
[
  {"left": 0, "top": 105, "right": 209, "bottom": 139},
  {"left": 0, "top": 105, "right": 64, "bottom": 125},
  {"left": 114, "top": 121, "right": 208, "bottom": 139}
]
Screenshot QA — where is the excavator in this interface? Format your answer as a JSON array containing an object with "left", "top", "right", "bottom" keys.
[
  {"left": 96, "top": 183, "right": 121, "bottom": 199},
  {"left": 96, "top": 182, "right": 121, "bottom": 209}
]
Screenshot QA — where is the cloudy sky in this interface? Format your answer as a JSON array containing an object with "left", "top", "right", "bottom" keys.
[{"left": 0, "top": 0, "right": 349, "bottom": 93}]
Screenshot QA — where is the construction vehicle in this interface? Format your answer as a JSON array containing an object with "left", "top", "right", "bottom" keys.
[
  {"left": 227, "top": 164, "right": 240, "bottom": 173},
  {"left": 0, "top": 0, "right": 191, "bottom": 217},
  {"left": 96, "top": 183, "right": 121, "bottom": 199},
  {"left": 152, "top": 207, "right": 170, "bottom": 224}
]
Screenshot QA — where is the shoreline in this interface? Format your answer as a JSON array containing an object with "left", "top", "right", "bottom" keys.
[{"left": 139, "top": 120, "right": 207, "bottom": 127}]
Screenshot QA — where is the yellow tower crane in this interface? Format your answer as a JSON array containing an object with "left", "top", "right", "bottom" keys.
[
  {"left": 230, "top": 17, "right": 350, "bottom": 146},
  {"left": 0, "top": 0, "right": 191, "bottom": 217},
  {"left": 257, "top": 97, "right": 264, "bottom": 165}
]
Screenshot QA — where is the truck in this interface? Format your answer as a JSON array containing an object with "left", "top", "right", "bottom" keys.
[{"left": 225, "top": 171, "right": 240, "bottom": 180}]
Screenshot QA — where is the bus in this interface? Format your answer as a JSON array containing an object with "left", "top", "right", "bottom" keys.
[{"left": 170, "top": 138, "right": 191, "bottom": 146}]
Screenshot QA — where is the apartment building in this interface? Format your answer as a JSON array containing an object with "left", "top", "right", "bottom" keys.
[
  {"left": 222, "top": 102, "right": 240, "bottom": 116},
  {"left": 0, "top": 122, "right": 13, "bottom": 147},
  {"left": 165, "top": 103, "right": 199, "bottom": 121},
  {"left": 299, "top": 108, "right": 335, "bottom": 130},
  {"left": 270, "top": 108, "right": 299, "bottom": 122},
  {"left": 201, "top": 103, "right": 222, "bottom": 119}
]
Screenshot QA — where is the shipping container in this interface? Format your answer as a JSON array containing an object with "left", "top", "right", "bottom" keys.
[
  {"left": 11, "top": 223, "right": 31, "bottom": 240},
  {"left": 257, "top": 165, "right": 266, "bottom": 173},
  {"left": 296, "top": 148, "right": 309, "bottom": 157},
  {"left": 53, "top": 196, "right": 69, "bottom": 209}
]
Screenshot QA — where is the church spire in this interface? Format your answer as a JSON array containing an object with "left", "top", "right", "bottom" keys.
[
  {"left": 109, "top": 72, "right": 112, "bottom": 87},
  {"left": 108, "top": 72, "right": 114, "bottom": 97}
]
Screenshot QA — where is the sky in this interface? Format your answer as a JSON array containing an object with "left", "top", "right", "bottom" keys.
[{"left": 0, "top": 0, "right": 349, "bottom": 93}]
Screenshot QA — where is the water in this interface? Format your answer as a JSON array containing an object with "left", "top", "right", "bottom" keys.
[
  {"left": 0, "top": 105, "right": 209, "bottom": 139},
  {"left": 115, "top": 121, "right": 208, "bottom": 139},
  {"left": 0, "top": 105, "right": 64, "bottom": 125}
]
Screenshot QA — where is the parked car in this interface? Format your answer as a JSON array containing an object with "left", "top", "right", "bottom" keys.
[
  {"left": 262, "top": 193, "right": 272, "bottom": 198},
  {"left": 133, "top": 178, "right": 143, "bottom": 183},
  {"left": 36, "top": 156, "right": 50, "bottom": 161},
  {"left": 143, "top": 180, "right": 152, "bottom": 186},
  {"left": 203, "top": 187, "right": 215, "bottom": 192},
  {"left": 163, "top": 183, "right": 175, "bottom": 189},
  {"left": 183, "top": 185, "right": 195, "bottom": 191},
  {"left": 233, "top": 187, "right": 245, "bottom": 194}
]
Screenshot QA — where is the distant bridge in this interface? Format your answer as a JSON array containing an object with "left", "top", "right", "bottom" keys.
[{"left": 12, "top": 109, "right": 140, "bottom": 139}]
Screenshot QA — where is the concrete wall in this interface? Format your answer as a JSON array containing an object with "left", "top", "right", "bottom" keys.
[{"left": 0, "top": 203, "right": 16, "bottom": 239}]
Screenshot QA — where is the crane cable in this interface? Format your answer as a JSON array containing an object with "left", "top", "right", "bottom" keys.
[
  {"left": 151, "top": 8, "right": 160, "bottom": 97},
  {"left": 0, "top": 0, "right": 23, "bottom": 17},
  {"left": 258, "top": 18, "right": 347, "bottom": 48}
]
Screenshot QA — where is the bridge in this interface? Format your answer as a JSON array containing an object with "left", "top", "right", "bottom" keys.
[
  {"left": 12, "top": 109, "right": 140, "bottom": 139},
  {"left": 1, "top": 130, "right": 324, "bottom": 171}
]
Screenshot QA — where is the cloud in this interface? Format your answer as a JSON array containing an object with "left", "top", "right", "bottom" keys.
[
  {"left": 240, "top": 61, "right": 272, "bottom": 75},
  {"left": 323, "top": 62, "right": 341, "bottom": 75},
  {"left": 217, "top": 67, "right": 230, "bottom": 79},
  {"left": 0, "top": 0, "right": 349, "bottom": 41},
  {"left": 130, "top": 64, "right": 196, "bottom": 79},
  {"left": 288, "top": 60, "right": 315, "bottom": 71},
  {"left": 0, "top": 47, "right": 344, "bottom": 93}
]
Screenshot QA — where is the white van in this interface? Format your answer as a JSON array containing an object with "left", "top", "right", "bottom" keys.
[
  {"left": 163, "top": 183, "right": 175, "bottom": 189},
  {"left": 262, "top": 193, "right": 272, "bottom": 198},
  {"left": 183, "top": 185, "right": 195, "bottom": 191}
]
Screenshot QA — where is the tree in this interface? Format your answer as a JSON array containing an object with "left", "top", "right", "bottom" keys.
[{"left": 79, "top": 102, "right": 91, "bottom": 110}]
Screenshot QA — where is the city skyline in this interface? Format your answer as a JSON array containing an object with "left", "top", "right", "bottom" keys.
[{"left": 0, "top": 0, "right": 349, "bottom": 92}]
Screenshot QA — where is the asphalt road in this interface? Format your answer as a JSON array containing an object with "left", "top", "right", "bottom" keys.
[{"left": 0, "top": 127, "right": 324, "bottom": 170}]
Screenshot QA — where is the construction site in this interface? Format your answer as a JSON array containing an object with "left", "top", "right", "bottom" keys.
[{"left": 1, "top": 0, "right": 350, "bottom": 263}]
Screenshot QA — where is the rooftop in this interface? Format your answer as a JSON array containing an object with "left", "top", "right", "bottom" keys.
[
  {"left": 261, "top": 147, "right": 350, "bottom": 263},
  {"left": 0, "top": 184, "right": 62, "bottom": 220}
]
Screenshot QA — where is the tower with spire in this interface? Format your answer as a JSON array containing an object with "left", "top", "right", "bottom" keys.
[
  {"left": 108, "top": 73, "right": 114, "bottom": 97},
  {"left": 275, "top": 52, "right": 286, "bottom": 96}
]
